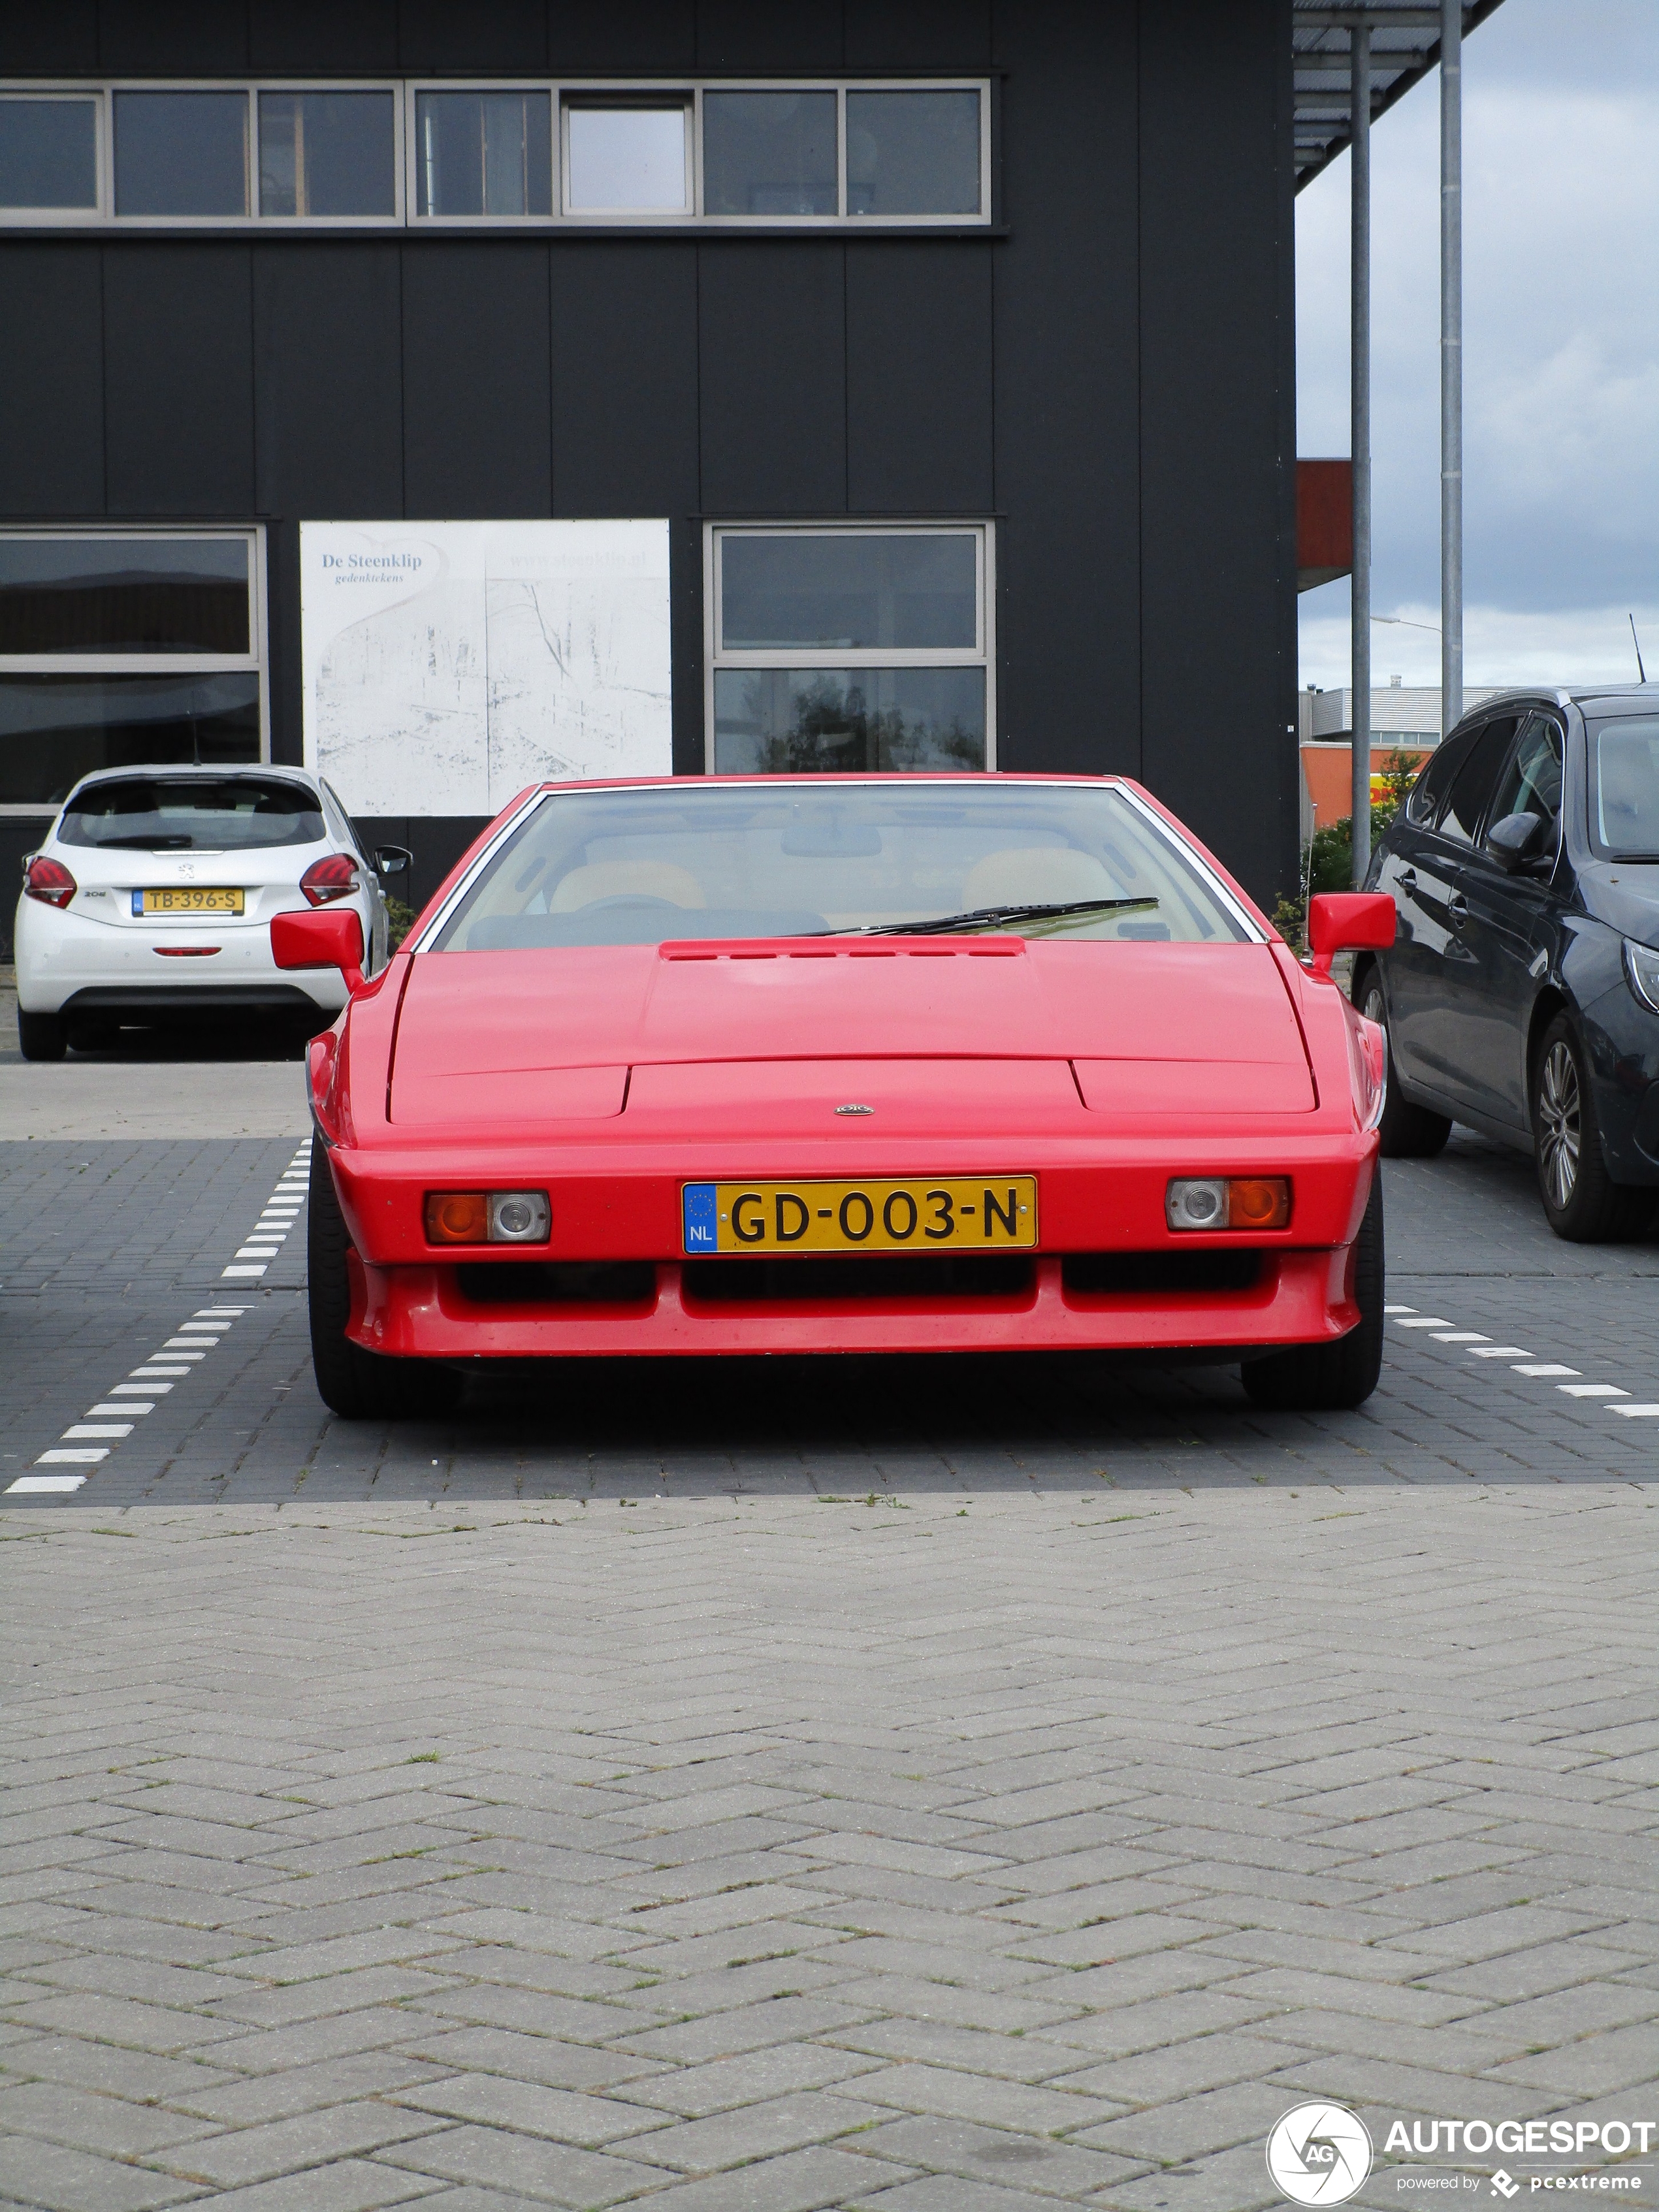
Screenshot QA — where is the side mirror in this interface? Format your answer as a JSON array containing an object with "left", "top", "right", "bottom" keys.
[
  {"left": 272, "top": 906, "right": 365, "bottom": 995},
  {"left": 374, "top": 844, "right": 412, "bottom": 877},
  {"left": 1485, "top": 810, "right": 1547, "bottom": 873},
  {"left": 1306, "top": 891, "right": 1397, "bottom": 979}
]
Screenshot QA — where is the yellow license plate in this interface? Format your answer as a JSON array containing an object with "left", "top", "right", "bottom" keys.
[
  {"left": 140, "top": 888, "right": 244, "bottom": 915},
  {"left": 682, "top": 1176, "right": 1038, "bottom": 1256}
]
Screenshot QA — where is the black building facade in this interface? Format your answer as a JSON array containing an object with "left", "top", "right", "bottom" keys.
[{"left": 0, "top": 1, "right": 1297, "bottom": 953}]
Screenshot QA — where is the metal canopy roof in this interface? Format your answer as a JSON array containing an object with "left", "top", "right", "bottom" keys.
[{"left": 1293, "top": 1, "right": 1507, "bottom": 191}]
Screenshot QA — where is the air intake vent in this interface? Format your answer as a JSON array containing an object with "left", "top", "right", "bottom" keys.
[
  {"left": 455, "top": 1261, "right": 656, "bottom": 1305},
  {"left": 1063, "top": 1250, "right": 1263, "bottom": 1294},
  {"left": 683, "top": 1253, "right": 1033, "bottom": 1303}
]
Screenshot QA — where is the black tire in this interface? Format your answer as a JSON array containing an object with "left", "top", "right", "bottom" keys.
[
  {"left": 1355, "top": 967, "right": 1451, "bottom": 1159},
  {"left": 17, "top": 1009, "right": 67, "bottom": 1061},
  {"left": 1242, "top": 1170, "right": 1384, "bottom": 1411},
  {"left": 307, "top": 1134, "right": 461, "bottom": 1419},
  {"left": 1530, "top": 1013, "right": 1638, "bottom": 1243}
]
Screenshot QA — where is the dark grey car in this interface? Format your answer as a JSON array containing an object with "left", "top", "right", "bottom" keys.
[{"left": 1356, "top": 684, "right": 1659, "bottom": 1241}]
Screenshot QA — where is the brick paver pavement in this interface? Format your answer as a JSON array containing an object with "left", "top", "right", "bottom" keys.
[{"left": 3, "top": 1110, "right": 1658, "bottom": 2208}]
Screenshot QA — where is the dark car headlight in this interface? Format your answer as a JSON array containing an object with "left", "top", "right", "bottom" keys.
[{"left": 1623, "top": 938, "right": 1659, "bottom": 1016}]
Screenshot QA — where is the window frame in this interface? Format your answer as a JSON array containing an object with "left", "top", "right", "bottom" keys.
[
  {"left": 703, "top": 520, "right": 997, "bottom": 776},
  {"left": 0, "top": 86, "right": 104, "bottom": 223},
  {"left": 561, "top": 89, "right": 695, "bottom": 221},
  {"left": 0, "top": 524, "right": 269, "bottom": 816},
  {"left": 0, "top": 78, "right": 991, "bottom": 229},
  {"left": 408, "top": 80, "right": 555, "bottom": 227},
  {"left": 252, "top": 84, "right": 405, "bottom": 227}
]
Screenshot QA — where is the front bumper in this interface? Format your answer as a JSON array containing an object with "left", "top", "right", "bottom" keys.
[
  {"left": 349, "top": 1247, "right": 1360, "bottom": 1360},
  {"left": 329, "top": 1127, "right": 1377, "bottom": 1361}
]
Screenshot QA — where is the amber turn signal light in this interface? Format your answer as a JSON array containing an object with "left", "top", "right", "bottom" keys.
[
  {"left": 425, "top": 1191, "right": 491, "bottom": 1244},
  {"left": 1227, "top": 1178, "right": 1291, "bottom": 1230}
]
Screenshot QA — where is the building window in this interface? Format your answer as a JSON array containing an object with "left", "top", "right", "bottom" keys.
[
  {"left": 0, "top": 95, "right": 97, "bottom": 212},
  {"left": 565, "top": 101, "right": 690, "bottom": 214},
  {"left": 0, "top": 531, "right": 266, "bottom": 811},
  {"left": 707, "top": 524, "right": 993, "bottom": 775},
  {"left": 846, "top": 89, "right": 982, "bottom": 216},
  {"left": 0, "top": 80, "right": 986, "bottom": 228},
  {"left": 415, "top": 89, "right": 551, "bottom": 218},
  {"left": 258, "top": 91, "right": 396, "bottom": 218},
  {"left": 703, "top": 91, "right": 837, "bottom": 217},
  {"left": 114, "top": 90, "right": 250, "bottom": 217}
]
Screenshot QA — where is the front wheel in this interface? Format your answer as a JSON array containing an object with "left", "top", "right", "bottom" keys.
[
  {"left": 1242, "top": 1170, "right": 1384, "bottom": 1411},
  {"left": 307, "top": 1135, "right": 461, "bottom": 1419},
  {"left": 1530, "top": 1014, "right": 1639, "bottom": 1243},
  {"left": 17, "top": 1009, "right": 67, "bottom": 1061},
  {"left": 1356, "top": 970, "right": 1451, "bottom": 1159}
]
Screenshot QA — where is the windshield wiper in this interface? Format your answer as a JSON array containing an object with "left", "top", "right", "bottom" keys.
[
  {"left": 820, "top": 896, "right": 1159, "bottom": 938},
  {"left": 91, "top": 834, "right": 194, "bottom": 850}
]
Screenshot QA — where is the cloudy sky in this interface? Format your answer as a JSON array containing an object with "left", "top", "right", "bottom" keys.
[{"left": 1297, "top": 0, "right": 1659, "bottom": 694}]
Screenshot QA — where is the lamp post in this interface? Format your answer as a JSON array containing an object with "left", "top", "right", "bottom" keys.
[
  {"left": 1349, "top": 18, "right": 1372, "bottom": 885},
  {"left": 1441, "top": 0, "right": 1464, "bottom": 738}
]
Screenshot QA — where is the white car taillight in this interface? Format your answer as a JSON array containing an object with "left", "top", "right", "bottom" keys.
[
  {"left": 24, "top": 855, "right": 76, "bottom": 908},
  {"left": 300, "top": 854, "right": 359, "bottom": 906}
]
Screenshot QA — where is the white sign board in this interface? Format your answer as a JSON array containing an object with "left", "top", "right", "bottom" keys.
[{"left": 300, "top": 519, "right": 672, "bottom": 815}]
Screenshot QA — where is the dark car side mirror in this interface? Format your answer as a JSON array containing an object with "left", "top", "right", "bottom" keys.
[
  {"left": 1485, "top": 810, "right": 1549, "bottom": 873},
  {"left": 374, "top": 844, "right": 412, "bottom": 876}
]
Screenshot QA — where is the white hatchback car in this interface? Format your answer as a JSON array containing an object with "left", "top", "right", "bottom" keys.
[{"left": 14, "top": 765, "right": 410, "bottom": 1061}]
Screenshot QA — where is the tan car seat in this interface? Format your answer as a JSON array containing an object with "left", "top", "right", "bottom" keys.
[
  {"left": 549, "top": 860, "right": 707, "bottom": 910},
  {"left": 960, "top": 847, "right": 1117, "bottom": 911}
]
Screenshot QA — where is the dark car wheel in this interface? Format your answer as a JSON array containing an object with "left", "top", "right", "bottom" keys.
[
  {"left": 1355, "top": 969, "right": 1451, "bottom": 1159},
  {"left": 1530, "top": 1013, "right": 1639, "bottom": 1243},
  {"left": 308, "top": 1134, "right": 461, "bottom": 1419},
  {"left": 1242, "top": 1170, "right": 1384, "bottom": 1412},
  {"left": 17, "top": 1010, "right": 67, "bottom": 1061}
]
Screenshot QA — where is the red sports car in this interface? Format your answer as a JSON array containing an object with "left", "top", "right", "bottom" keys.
[{"left": 274, "top": 775, "right": 1395, "bottom": 1420}]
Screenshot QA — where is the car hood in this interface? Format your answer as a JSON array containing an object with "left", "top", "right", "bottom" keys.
[
  {"left": 1576, "top": 859, "right": 1659, "bottom": 944},
  {"left": 387, "top": 939, "right": 1317, "bottom": 1125}
]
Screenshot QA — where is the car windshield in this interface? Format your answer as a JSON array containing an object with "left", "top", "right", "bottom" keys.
[
  {"left": 1588, "top": 718, "right": 1659, "bottom": 859},
  {"left": 429, "top": 780, "right": 1251, "bottom": 950},
  {"left": 57, "top": 776, "right": 327, "bottom": 852}
]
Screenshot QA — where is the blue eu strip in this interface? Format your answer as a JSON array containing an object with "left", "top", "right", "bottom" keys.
[{"left": 682, "top": 1183, "right": 718, "bottom": 1253}]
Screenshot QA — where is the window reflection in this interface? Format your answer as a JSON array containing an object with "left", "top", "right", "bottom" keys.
[
  {"left": 714, "top": 669, "right": 986, "bottom": 774},
  {"left": 259, "top": 92, "right": 395, "bottom": 217},
  {"left": 114, "top": 92, "right": 249, "bottom": 217},
  {"left": 0, "top": 540, "right": 250, "bottom": 656},
  {"left": 0, "top": 673, "right": 261, "bottom": 807},
  {"left": 566, "top": 106, "right": 688, "bottom": 212},
  {"left": 0, "top": 99, "right": 97, "bottom": 210},
  {"left": 847, "top": 90, "right": 980, "bottom": 216},
  {"left": 703, "top": 91, "right": 835, "bottom": 217},
  {"left": 415, "top": 91, "right": 552, "bottom": 217},
  {"left": 722, "top": 534, "right": 977, "bottom": 652}
]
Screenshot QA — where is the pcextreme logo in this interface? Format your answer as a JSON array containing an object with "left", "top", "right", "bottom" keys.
[{"left": 1267, "top": 2102, "right": 1376, "bottom": 2205}]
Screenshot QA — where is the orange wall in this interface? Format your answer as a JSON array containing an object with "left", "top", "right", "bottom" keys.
[{"left": 1302, "top": 743, "right": 1430, "bottom": 833}]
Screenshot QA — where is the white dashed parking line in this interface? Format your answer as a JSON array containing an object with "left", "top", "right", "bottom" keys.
[
  {"left": 1387, "top": 1304, "right": 1652, "bottom": 1428},
  {"left": 5, "top": 1143, "right": 310, "bottom": 1501},
  {"left": 223, "top": 1146, "right": 310, "bottom": 1279}
]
